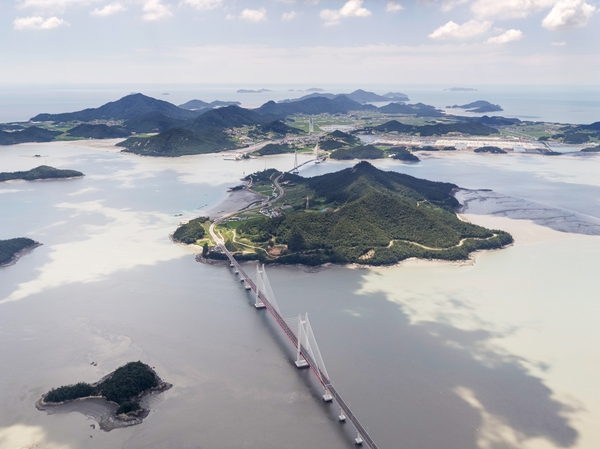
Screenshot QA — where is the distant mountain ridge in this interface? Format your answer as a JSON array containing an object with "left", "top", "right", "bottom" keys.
[{"left": 31, "top": 93, "right": 201, "bottom": 122}]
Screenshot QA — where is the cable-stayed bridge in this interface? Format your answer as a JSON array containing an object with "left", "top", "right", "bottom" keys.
[{"left": 217, "top": 242, "right": 379, "bottom": 448}]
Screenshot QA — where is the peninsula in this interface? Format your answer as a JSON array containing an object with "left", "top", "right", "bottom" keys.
[
  {"left": 37, "top": 361, "right": 171, "bottom": 431},
  {"left": 196, "top": 162, "right": 512, "bottom": 266}
]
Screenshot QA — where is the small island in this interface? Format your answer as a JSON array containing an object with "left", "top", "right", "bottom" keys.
[
  {"left": 37, "top": 361, "right": 171, "bottom": 431},
  {"left": 0, "top": 165, "right": 84, "bottom": 183},
  {"left": 445, "top": 87, "right": 478, "bottom": 92},
  {"left": 448, "top": 101, "right": 503, "bottom": 113},
  {"left": 0, "top": 237, "right": 40, "bottom": 267}
]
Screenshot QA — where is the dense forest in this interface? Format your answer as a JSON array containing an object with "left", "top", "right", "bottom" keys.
[
  {"left": 254, "top": 143, "right": 296, "bottom": 156},
  {"left": 330, "top": 145, "right": 384, "bottom": 160},
  {"left": 0, "top": 238, "right": 38, "bottom": 266},
  {"left": 43, "top": 361, "right": 159, "bottom": 415},
  {"left": 173, "top": 217, "right": 208, "bottom": 244},
  {"left": 217, "top": 162, "right": 512, "bottom": 266}
]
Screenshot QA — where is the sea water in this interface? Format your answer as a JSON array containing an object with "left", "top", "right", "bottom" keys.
[{"left": 1, "top": 138, "right": 600, "bottom": 449}]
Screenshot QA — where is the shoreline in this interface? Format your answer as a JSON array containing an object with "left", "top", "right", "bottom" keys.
[{"left": 0, "top": 242, "right": 42, "bottom": 268}]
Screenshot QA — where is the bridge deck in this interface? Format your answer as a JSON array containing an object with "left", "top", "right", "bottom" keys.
[{"left": 221, "top": 246, "right": 379, "bottom": 449}]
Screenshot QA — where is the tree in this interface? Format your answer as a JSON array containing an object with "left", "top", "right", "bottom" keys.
[{"left": 202, "top": 243, "right": 209, "bottom": 257}]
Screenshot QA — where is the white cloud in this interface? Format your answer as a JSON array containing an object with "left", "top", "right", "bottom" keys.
[
  {"left": 551, "top": 40, "right": 567, "bottom": 45},
  {"left": 542, "top": 0, "right": 596, "bottom": 29},
  {"left": 13, "top": 15, "right": 69, "bottom": 29},
  {"left": 282, "top": 10, "right": 297, "bottom": 20},
  {"left": 486, "top": 28, "right": 523, "bottom": 43},
  {"left": 239, "top": 7, "right": 267, "bottom": 22},
  {"left": 181, "top": 0, "right": 222, "bottom": 10},
  {"left": 320, "top": 0, "right": 371, "bottom": 26},
  {"left": 471, "top": 0, "right": 556, "bottom": 19},
  {"left": 429, "top": 19, "right": 492, "bottom": 39},
  {"left": 439, "top": 0, "right": 470, "bottom": 12},
  {"left": 386, "top": 1, "right": 403, "bottom": 12},
  {"left": 17, "top": 0, "right": 93, "bottom": 14},
  {"left": 142, "top": 0, "right": 172, "bottom": 20},
  {"left": 90, "top": 2, "right": 125, "bottom": 16}
]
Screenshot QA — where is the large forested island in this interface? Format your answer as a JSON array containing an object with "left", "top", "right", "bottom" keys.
[
  {"left": 0, "top": 237, "right": 40, "bottom": 267},
  {"left": 37, "top": 361, "right": 171, "bottom": 429},
  {"left": 198, "top": 162, "right": 513, "bottom": 266},
  {"left": 0, "top": 165, "right": 84, "bottom": 183}
]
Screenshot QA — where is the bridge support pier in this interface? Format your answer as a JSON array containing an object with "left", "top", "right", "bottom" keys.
[
  {"left": 355, "top": 432, "right": 364, "bottom": 445},
  {"left": 322, "top": 387, "right": 333, "bottom": 402}
]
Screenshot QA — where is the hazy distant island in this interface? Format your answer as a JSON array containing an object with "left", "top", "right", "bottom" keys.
[
  {"left": 448, "top": 101, "right": 503, "bottom": 113},
  {"left": 237, "top": 89, "right": 272, "bottom": 93},
  {"left": 0, "top": 165, "right": 84, "bottom": 183},
  {"left": 445, "top": 87, "right": 478, "bottom": 92},
  {"left": 37, "top": 361, "right": 171, "bottom": 431},
  {"left": 0, "top": 237, "right": 40, "bottom": 267},
  {"left": 197, "top": 162, "right": 513, "bottom": 266}
]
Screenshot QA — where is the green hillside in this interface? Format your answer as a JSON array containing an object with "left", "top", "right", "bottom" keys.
[
  {"left": 329, "top": 145, "right": 384, "bottom": 160},
  {"left": 213, "top": 162, "right": 512, "bottom": 266},
  {"left": 0, "top": 127, "right": 62, "bottom": 145},
  {"left": 254, "top": 143, "right": 296, "bottom": 156},
  {"left": 117, "top": 128, "right": 237, "bottom": 157},
  {"left": 369, "top": 120, "right": 499, "bottom": 137},
  {"left": 67, "top": 124, "right": 130, "bottom": 139}
]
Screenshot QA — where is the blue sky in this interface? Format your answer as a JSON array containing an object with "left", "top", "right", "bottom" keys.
[{"left": 1, "top": 0, "right": 598, "bottom": 85}]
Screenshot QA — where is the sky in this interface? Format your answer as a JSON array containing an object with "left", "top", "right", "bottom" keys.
[{"left": 0, "top": 0, "right": 599, "bottom": 85}]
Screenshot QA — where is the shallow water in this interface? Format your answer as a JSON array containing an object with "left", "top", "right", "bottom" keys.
[{"left": 1, "top": 142, "right": 600, "bottom": 449}]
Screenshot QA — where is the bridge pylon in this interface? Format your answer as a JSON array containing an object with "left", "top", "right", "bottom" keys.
[
  {"left": 295, "top": 313, "right": 309, "bottom": 368},
  {"left": 254, "top": 264, "right": 266, "bottom": 309},
  {"left": 291, "top": 148, "right": 299, "bottom": 174}
]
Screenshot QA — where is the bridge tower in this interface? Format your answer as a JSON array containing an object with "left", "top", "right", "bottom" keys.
[
  {"left": 309, "top": 117, "right": 314, "bottom": 134},
  {"left": 292, "top": 148, "right": 299, "bottom": 174},
  {"left": 254, "top": 264, "right": 266, "bottom": 309}
]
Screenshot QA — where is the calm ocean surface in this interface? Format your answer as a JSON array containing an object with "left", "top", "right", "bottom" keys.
[
  {"left": 0, "top": 89, "right": 600, "bottom": 449},
  {"left": 0, "top": 84, "right": 598, "bottom": 124}
]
